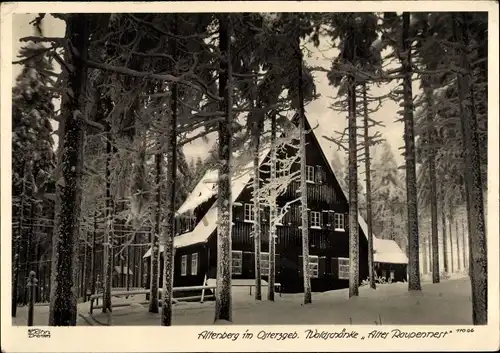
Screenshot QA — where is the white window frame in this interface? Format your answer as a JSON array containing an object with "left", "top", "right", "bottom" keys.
[
  {"left": 310, "top": 211, "right": 322, "bottom": 229},
  {"left": 277, "top": 161, "right": 289, "bottom": 178},
  {"left": 191, "top": 253, "right": 198, "bottom": 275},
  {"left": 244, "top": 203, "right": 255, "bottom": 223},
  {"left": 338, "top": 257, "right": 349, "bottom": 280},
  {"left": 334, "top": 213, "right": 345, "bottom": 232},
  {"left": 309, "top": 255, "right": 319, "bottom": 278},
  {"left": 306, "top": 165, "right": 315, "bottom": 183},
  {"left": 232, "top": 250, "right": 243, "bottom": 275},
  {"left": 261, "top": 252, "right": 270, "bottom": 276},
  {"left": 181, "top": 255, "right": 187, "bottom": 276}
]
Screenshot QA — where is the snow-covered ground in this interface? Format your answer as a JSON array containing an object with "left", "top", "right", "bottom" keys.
[{"left": 12, "top": 276, "right": 474, "bottom": 326}]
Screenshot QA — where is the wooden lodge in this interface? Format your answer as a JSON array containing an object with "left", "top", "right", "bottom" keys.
[
  {"left": 373, "top": 237, "right": 408, "bottom": 283},
  {"left": 143, "top": 115, "right": 377, "bottom": 294}
]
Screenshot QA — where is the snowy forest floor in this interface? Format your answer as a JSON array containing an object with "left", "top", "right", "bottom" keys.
[{"left": 12, "top": 275, "right": 473, "bottom": 326}]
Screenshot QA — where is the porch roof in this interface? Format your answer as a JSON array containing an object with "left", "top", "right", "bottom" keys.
[{"left": 373, "top": 237, "right": 408, "bottom": 264}]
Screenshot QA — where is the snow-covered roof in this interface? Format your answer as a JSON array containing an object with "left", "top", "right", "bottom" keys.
[
  {"left": 176, "top": 146, "right": 271, "bottom": 215},
  {"left": 373, "top": 237, "right": 409, "bottom": 264},
  {"left": 143, "top": 206, "right": 219, "bottom": 257}
]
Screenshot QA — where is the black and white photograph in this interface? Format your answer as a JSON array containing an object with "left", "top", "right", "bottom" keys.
[{"left": 1, "top": 1, "right": 498, "bottom": 352}]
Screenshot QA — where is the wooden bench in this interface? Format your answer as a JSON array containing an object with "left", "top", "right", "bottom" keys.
[
  {"left": 245, "top": 282, "right": 282, "bottom": 297},
  {"left": 89, "top": 285, "right": 217, "bottom": 314},
  {"left": 206, "top": 279, "right": 282, "bottom": 297}
]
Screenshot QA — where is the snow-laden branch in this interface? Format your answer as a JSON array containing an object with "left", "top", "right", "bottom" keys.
[{"left": 85, "top": 59, "right": 221, "bottom": 102}]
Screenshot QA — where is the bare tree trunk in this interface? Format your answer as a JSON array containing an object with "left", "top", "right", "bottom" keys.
[
  {"left": 161, "top": 15, "right": 178, "bottom": 327},
  {"left": 268, "top": 111, "right": 277, "bottom": 301},
  {"left": 456, "top": 219, "right": 461, "bottom": 270},
  {"left": 24, "top": 202, "right": 36, "bottom": 304},
  {"left": 82, "top": 233, "right": 88, "bottom": 299},
  {"left": 362, "top": 83, "right": 375, "bottom": 290},
  {"left": 149, "top": 149, "right": 162, "bottom": 313},
  {"left": 423, "top": 79, "right": 440, "bottom": 283},
  {"left": 214, "top": 14, "right": 233, "bottom": 323},
  {"left": 422, "top": 237, "right": 428, "bottom": 275},
  {"left": 347, "top": 73, "right": 359, "bottom": 297},
  {"left": 441, "top": 209, "right": 448, "bottom": 273},
  {"left": 48, "top": 13, "right": 88, "bottom": 326},
  {"left": 449, "top": 213, "right": 454, "bottom": 273},
  {"left": 251, "top": 100, "right": 262, "bottom": 300},
  {"left": 462, "top": 218, "right": 467, "bottom": 273},
  {"left": 102, "top": 125, "right": 113, "bottom": 314},
  {"left": 91, "top": 211, "right": 97, "bottom": 295},
  {"left": 453, "top": 12, "right": 487, "bottom": 325},
  {"left": 296, "top": 32, "right": 312, "bottom": 305},
  {"left": 12, "top": 163, "right": 26, "bottom": 317},
  {"left": 401, "top": 12, "right": 421, "bottom": 291}
]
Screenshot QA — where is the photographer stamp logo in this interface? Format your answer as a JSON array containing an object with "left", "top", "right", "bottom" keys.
[{"left": 27, "top": 329, "right": 51, "bottom": 339}]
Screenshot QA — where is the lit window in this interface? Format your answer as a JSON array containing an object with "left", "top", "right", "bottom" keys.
[
  {"left": 306, "top": 165, "right": 315, "bottom": 183},
  {"left": 191, "top": 253, "right": 198, "bottom": 275},
  {"left": 310, "top": 211, "right": 321, "bottom": 228},
  {"left": 261, "top": 252, "right": 270, "bottom": 276},
  {"left": 181, "top": 255, "right": 187, "bottom": 276},
  {"left": 244, "top": 203, "right": 254, "bottom": 222},
  {"left": 338, "top": 257, "right": 349, "bottom": 279},
  {"left": 334, "top": 213, "right": 345, "bottom": 231},
  {"left": 309, "top": 255, "right": 319, "bottom": 278},
  {"left": 232, "top": 251, "right": 243, "bottom": 275}
]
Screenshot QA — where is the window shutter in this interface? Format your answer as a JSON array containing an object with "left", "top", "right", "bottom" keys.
[
  {"left": 345, "top": 212, "right": 349, "bottom": 231},
  {"left": 243, "top": 251, "right": 254, "bottom": 277},
  {"left": 319, "top": 256, "right": 326, "bottom": 278},
  {"left": 322, "top": 211, "right": 328, "bottom": 228},
  {"left": 308, "top": 210, "right": 311, "bottom": 225},
  {"left": 298, "top": 255, "right": 303, "bottom": 277},
  {"left": 328, "top": 211, "right": 334, "bottom": 230},
  {"left": 316, "top": 165, "right": 324, "bottom": 184},
  {"left": 331, "top": 257, "right": 339, "bottom": 279}
]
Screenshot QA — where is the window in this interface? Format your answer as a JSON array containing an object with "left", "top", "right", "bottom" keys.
[
  {"left": 181, "top": 255, "right": 187, "bottom": 276},
  {"left": 310, "top": 211, "right": 321, "bottom": 228},
  {"left": 338, "top": 257, "right": 349, "bottom": 279},
  {"left": 306, "top": 165, "right": 315, "bottom": 183},
  {"left": 309, "top": 255, "right": 319, "bottom": 278},
  {"left": 389, "top": 270, "right": 395, "bottom": 283},
  {"left": 261, "top": 252, "right": 270, "bottom": 276},
  {"left": 334, "top": 213, "right": 345, "bottom": 231},
  {"left": 244, "top": 203, "right": 254, "bottom": 222},
  {"left": 232, "top": 251, "right": 243, "bottom": 275},
  {"left": 277, "top": 161, "right": 289, "bottom": 178},
  {"left": 191, "top": 253, "right": 198, "bottom": 275}
]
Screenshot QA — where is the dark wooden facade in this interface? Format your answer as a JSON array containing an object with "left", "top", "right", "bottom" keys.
[{"left": 148, "top": 118, "right": 369, "bottom": 293}]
